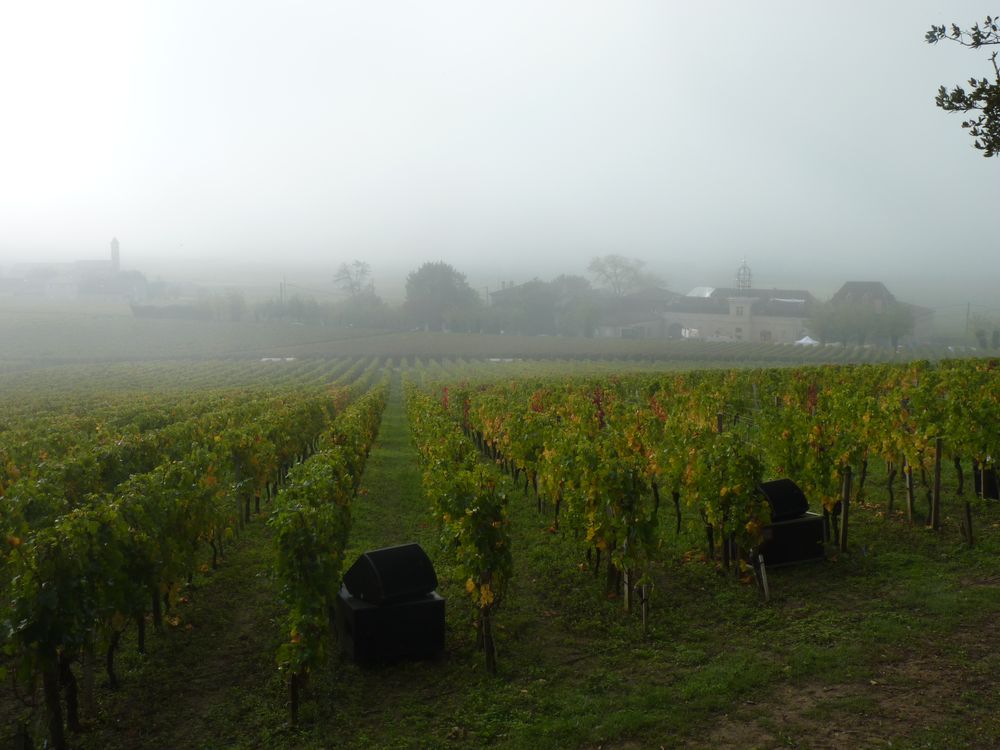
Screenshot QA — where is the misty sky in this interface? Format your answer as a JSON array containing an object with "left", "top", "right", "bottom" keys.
[{"left": 0, "top": 1, "right": 997, "bottom": 304}]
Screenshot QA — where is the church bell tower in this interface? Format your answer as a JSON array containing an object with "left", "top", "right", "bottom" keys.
[{"left": 735, "top": 258, "right": 751, "bottom": 291}]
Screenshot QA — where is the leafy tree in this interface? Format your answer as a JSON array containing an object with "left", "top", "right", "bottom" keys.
[
  {"left": 334, "top": 260, "right": 372, "bottom": 297},
  {"left": 489, "top": 279, "right": 556, "bottom": 336},
  {"left": 969, "top": 314, "right": 1000, "bottom": 349},
  {"left": 483, "top": 275, "right": 597, "bottom": 337},
  {"left": 587, "top": 255, "right": 660, "bottom": 296},
  {"left": 405, "top": 262, "right": 482, "bottom": 332},
  {"left": 550, "top": 275, "right": 599, "bottom": 337},
  {"left": 330, "top": 288, "right": 398, "bottom": 329},
  {"left": 927, "top": 16, "right": 1000, "bottom": 156},
  {"left": 809, "top": 300, "right": 914, "bottom": 347}
]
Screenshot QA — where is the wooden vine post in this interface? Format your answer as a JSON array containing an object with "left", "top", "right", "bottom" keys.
[
  {"left": 82, "top": 636, "right": 97, "bottom": 718},
  {"left": 886, "top": 460, "right": 897, "bottom": 515},
  {"left": 289, "top": 671, "right": 301, "bottom": 726},
  {"left": 232, "top": 453, "right": 246, "bottom": 530},
  {"left": 839, "top": 465, "right": 852, "bottom": 553},
  {"left": 963, "top": 456, "right": 980, "bottom": 546},
  {"left": 904, "top": 457, "right": 916, "bottom": 524},
  {"left": 482, "top": 606, "right": 498, "bottom": 675},
  {"left": 964, "top": 498, "right": 975, "bottom": 547},
  {"left": 703, "top": 412, "right": 725, "bottom": 560},
  {"left": 42, "top": 652, "right": 66, "bottom": 750},
  {"left": 929, "top": 438, "right": 942, "bottom": 531},
  {"left": 640, "top": 582, "right": 650, "bottom": 633}
]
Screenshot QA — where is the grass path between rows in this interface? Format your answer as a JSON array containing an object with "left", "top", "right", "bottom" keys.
[
  {"left": 342, "top": 371, "right": 436, "bottom": 558},
  {"left": 292, "top": 370, "right": 490, "bottom": 747}
]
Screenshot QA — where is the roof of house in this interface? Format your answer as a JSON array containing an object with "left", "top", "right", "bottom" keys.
[
  {"left": 488, "top": 280, "right": 534, "bottom": 303},
  {"left": 622, "top": 287, "right": 682, "bottom": 304},
  {"left": 830, "top": 281, "right": 896, "bottom": 305},
  {"left": 708, "top": 287, "right": 815, "bottom": 303},
  {"left": 664, "top": 294, "right": 809, "bottom": 318},
  {"left": 686, "top": 286, "right": 715, "bottom": 298},
  {"left": 666, "top": 296, "right": 730, "bottom": 314}
]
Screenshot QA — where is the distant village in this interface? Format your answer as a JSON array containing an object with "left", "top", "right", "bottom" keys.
[
  {"left": 0, "top": 238, "right": 149, "bottom": 301},
  {"left": 590, "top": 280, "right": 934, "bottom": 347},
  {"left": 492, "top": 260, "right": 933, "bottom": 348},
  {"left": 0, "top": 244, "right": 936, "bottom": 347}
]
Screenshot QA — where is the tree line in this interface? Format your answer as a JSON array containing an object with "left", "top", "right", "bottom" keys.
[
  {"left": 255, "top": 255, "right": 658, "bottom": 337},
  {"left": 133, "top": 254, "right": 1000, "bottom": 349}
]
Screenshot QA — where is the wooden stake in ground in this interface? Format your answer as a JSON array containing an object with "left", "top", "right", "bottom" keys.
[
  {"left": 289, "top": 672, "right": 301, "bottom": 726},
  {"left": 704, "top": 412, "right": 724, "bottom": 559},
  {"left": 886, "top": 459, "right": 898, "bottom": 514},
  {"left": 42, "top": 653, "right": 66, "bottom": 750},
  {"left": 840, "top": 466, "right": 852, "bottom": 553},
  {"left": 929, "top": 438, "right": 942, "bottom": 531},
  {"left": 904, "top": 458, "right": 916, "bottom": 524},
  {"left": 640, "top": 583, "right": 649, "bottom": 633},
  {"left": 757, "top": 554, "right": 770, "bottom": 603},
  {"left": 482, "top": 607, "right": 498, "bottom": 675}
]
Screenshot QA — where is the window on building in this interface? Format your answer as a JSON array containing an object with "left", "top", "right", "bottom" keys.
[
  {"left": 760, "top": 330, "right": 772, "bottom": 343},
  {"left": 735, "top": 326, "right": 743, "bottom": 340},
  {"left": 736, "top": 306, "right": 744, "bottom": 317}
]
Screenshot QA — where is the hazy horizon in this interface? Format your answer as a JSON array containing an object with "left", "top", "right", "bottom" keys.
[
  {"left": 0, "top": 250, "right": 989, "bottom": 335},
  {"left": 1, "top": 1, "right": 998, "bottom": 327}
]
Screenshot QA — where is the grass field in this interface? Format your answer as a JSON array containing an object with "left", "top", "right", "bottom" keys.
[{"left": 9, "top": 363, "right": 995, "bottom": 750}]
